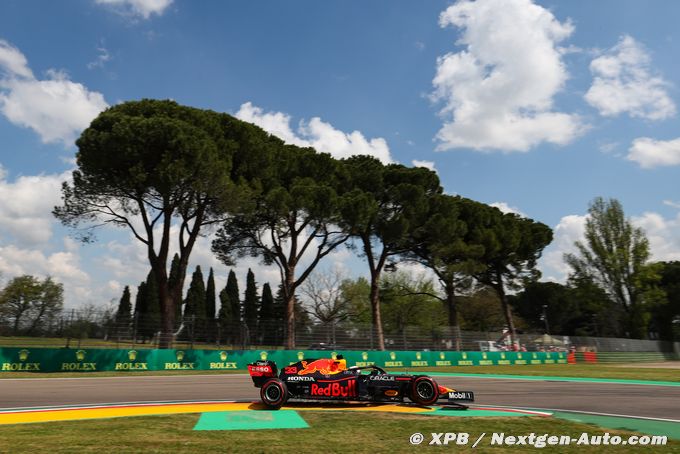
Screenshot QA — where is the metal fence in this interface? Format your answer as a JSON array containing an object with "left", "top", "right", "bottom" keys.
[{"left": 1, "top": 309, "right": 678, "bottom": 355}]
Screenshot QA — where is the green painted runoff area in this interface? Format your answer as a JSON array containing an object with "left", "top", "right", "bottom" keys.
[
  {"left": 192, "top": 407, "right": 544, "bottom": 432},
  {"left": 193, "top": 410, "right": 309, "bottom": 431}
]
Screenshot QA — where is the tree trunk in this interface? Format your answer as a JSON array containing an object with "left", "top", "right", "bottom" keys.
[
  {"left": 152, "top": 262, "right": 173, "bottom": 349},
  {"left": 284, "top": 268, "right": 296, "bottom": 349},
  {"left": 159, "top": 293, "right": 174, "bottom": 348},
  {"left": 444, "top": 280, "right": 461, "bottom": 351},
  {"left": 27, "top": 305, "right": 47, "bottom": 336},
  {"left": 494, "top": 271, "right": 517, "bottom": 350},
  {"left": 369, "top": 274, "right": 385, "bottom": 351},
  {"left": 13, "top": 312, "right": 22, "bottom": 335}
]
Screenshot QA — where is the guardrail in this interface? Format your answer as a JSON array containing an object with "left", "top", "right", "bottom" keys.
[{"left": 0, "top": 348, "right": 568, "bottom": 373}]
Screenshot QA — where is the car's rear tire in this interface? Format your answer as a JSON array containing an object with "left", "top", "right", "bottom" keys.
[
  {"left": 260, "top": 378, "right": 288, "bottom": 410},
  {"left": 409, "top": 376, "right": 439, "bottom": 406}
]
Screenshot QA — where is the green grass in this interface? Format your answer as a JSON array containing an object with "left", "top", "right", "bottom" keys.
[{"left": 0, "top": 411, "right": 676, "bottom": 453}]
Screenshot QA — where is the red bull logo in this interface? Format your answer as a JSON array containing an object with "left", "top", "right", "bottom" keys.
[
  {"left": 311, "top": 380, "right": 356, "bottom": 397},
  {"left": 298, "top": 358, "right": 345, "bottom": 375}
]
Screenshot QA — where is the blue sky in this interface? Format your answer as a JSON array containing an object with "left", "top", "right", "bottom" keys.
[{"left": 1, "top": 0, "right": 680, "bottom": 308}]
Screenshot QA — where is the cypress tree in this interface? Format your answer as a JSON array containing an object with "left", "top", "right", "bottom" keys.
[
  {"left": 134, "top": 281, "right": 147, "bottom": 320},
  {"left": 184, "top": 266, "right": 206, "bottom": 320},
  {"left": 218, "top": 286, "right": 233, "bottom": 325},
  {"left": 243, "top": 269, "right": 259, "bottom": 333},
  {"left": 204, "top": 267, "right": 217, "bottom": 341},
  {"left": 140, "top": 271, "right": 161, "bottom": 340},
  {"left": 168, "top": 253, "right": 182, "bottom": 327},
  {"left": 115, "top": 286, "right": 132, "bottom": 326},
  {"left": 218, "top": 270, "right": 241, "bottom": 345},
  {"left": 225, "top": 270, "right": 241, "bottom": 322},
  {"left": 272, "top": 284, "right": 287, "bottom": 345},
  {"left": 218, "top": 284, "right": 233, "bottom": 345},
  {"left": 273, "top": 284, "right": 286, "bottom": 321},
  {"left": 260, "top": 283, "right": 274, "bottom": 323},
  {"left": 206, "top": 267, "right": 216, "bottom": 320},
  {"left": 260, "top": 282, "right": 274, "bottom": 344},
  {"left": 133, "top": 281, "right": 147, "bottom": 342}
]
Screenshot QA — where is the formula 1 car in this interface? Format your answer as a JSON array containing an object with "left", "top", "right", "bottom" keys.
[{"left": 247, "top": 356, "right": 474, "bottom": 409}]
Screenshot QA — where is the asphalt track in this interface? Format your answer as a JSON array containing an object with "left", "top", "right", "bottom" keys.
[{"left": 1, "top": 374, "right": 679, "bottom": 420}]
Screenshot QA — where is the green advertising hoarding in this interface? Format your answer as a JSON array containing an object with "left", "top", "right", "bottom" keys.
[{"left": 0, "top": 347, "right": 566, "bottom": 373}]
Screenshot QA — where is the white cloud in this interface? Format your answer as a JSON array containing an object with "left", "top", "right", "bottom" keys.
[
  {"left": 0, "top": 245, "right": 88, "bottom": 283},
  {"left": 235, "top": 102, "right": 393, "bottom": 164},
  {"left": 490, "top": 202, "right": 526, "bottom": 218},
  {"left": 0, "top": 40, "right": 108, "bottom": 146},
  {"left": 537, "top": 214, "right": 588, "bottom": 282},
  {"left": 538, "top": 209, "right": 680, "bottom": 282},
  {"left": 663, "top": 200, "right": 680, "bottom": 210},
  {"left": 627, "top": 137, "right": 680, "bottom": 168},
  {"left": 87, "top": 45, "right": 112, "bottom": 70},
  {"left": 598, "top": 141, "right": 619, "bottom": 154},
  {"left": 0, "top": 167, "right": 71, "bottom": 245},
  {"left": 96, "top": 221, "right": 282, "bottom": 311},
  {"left": 585, "top": 35, "right": 675, "bottom": 120},
  {"left": 412, "top": 160, "right": 437, "bottom": 172},
  {"left": 95, "top": 0, "right": 173, "bottom": 19},
  {"left": 632, "top": 211, "right": 680, "bottom": 262},
  {"left": 235, "top": 102, "right": 305, "bottom": 146},
  {"left": 0, "top": 40, "right": 33, "bottom": 79},
  {"left": 0, "top": 166, "right": 102, "bottom": 307},
  {"left": 0, "top": 243, "right": 91, "bottom": 308},
  {"left": 431, "top": 0, "right": 584, "bottom": 152}
]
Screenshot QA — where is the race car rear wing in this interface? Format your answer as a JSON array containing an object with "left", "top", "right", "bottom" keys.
[{"left": 247, "top": 360, "right": 278, "bottom": 388}]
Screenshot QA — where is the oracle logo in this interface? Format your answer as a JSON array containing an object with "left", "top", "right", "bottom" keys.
[{"left": 369, "top": 375, "right": 395, "bottom": 381}]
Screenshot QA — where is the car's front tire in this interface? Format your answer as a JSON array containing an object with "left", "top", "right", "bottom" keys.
[
  {"left": 409, "top": 376, "right": 439, "bottom": 406},
  {"left": 260, "top": 378, "right": 288, "bottom": 410}
]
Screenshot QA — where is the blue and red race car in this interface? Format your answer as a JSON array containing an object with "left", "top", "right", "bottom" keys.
[{"left": 248, "top": 355, "right": 474, "bottom": 409}]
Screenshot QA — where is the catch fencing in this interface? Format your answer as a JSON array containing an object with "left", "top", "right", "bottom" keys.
[{"left": 1, "top": 310, "right": 678, "bottom": 359}]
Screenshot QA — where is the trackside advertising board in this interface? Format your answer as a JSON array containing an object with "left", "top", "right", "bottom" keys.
[{"left": 0, "top": 348, "right": 567, "bottom": 373}]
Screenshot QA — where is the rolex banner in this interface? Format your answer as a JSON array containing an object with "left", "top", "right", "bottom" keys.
[{"left": 0, "top": 348, "right": 567, "bottom": 373}]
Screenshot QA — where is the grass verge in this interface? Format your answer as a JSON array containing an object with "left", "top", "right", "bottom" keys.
[{"left": 0, "top": 411, "right": 677, "bottom": 453}]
